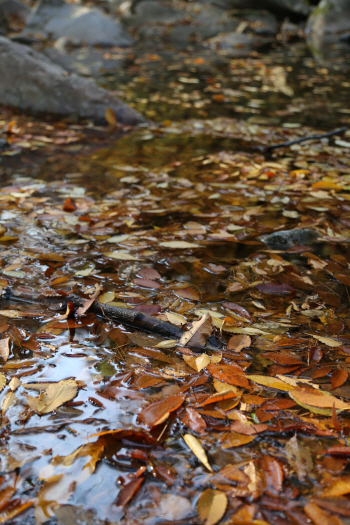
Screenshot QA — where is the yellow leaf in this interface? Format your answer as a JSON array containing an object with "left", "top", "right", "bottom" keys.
[
  {"left": 166, "top": 312, "right": 187, "bottom": 326},
  {"left": 213, "top": 379, "right": 239, "bottom": 394},
  {"left": 0, "top": 372, "right": 5, "bottom": 392},
  {"left": 105, "top": 107, "right": 117, "bottom": 129},
  {"left": 159, "top": 241, "right": 201, "bottom": 249},
  {"left": 26, "top": 379, "right": 78, "bottom": 414},
  {"left": 155, "top": 340, "right": 178, "bottom": 349},
  {"left": 0, "top": 310, "right": 24, "bottom": 318},
  {"left": 247, "top": 375, "right": 295, "bottom": 391},
  {"left": 105, "top": 251, "right": 138, "bottom": 260},
  {"left": 307, "top": 334, "right": 341, "bottom": 347},
  {"left": 183, "top": 353, "right": 211, "bottom": 372},
  {"left": 183, "top": 434, "right": 212, "bottom": 472},
  {"left": 0, "top": 337, "right": 10, "bottom": 362},
  {"left": 2, "top": 391, "right": 15, "bottom": 414},
  {"left": 197, "top": 489, "right": 227, "bottom": 525},
  {"left": 311, "top": 181, "right": 343, "bottom": 190},
  {"left": 99, "top": 292, "right": 116, "bottom": 304},
  {"left": 321, "top": 476, "right": 350, "bottom": 497},
  {"left": 290, "top": 388, "right": 350, "bottom": 412}
]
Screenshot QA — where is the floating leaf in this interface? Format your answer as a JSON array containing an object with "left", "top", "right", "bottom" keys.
[
  {"left": 183, "top": 434, "right": 212, "bottom": 472},
  {"left": 197, "top": 489, "right": 227, "bottom": 525},
  {"left": 26, "top": 379, "right": 78, "bottom": 414}
]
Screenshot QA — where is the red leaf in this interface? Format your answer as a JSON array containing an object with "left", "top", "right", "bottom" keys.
[
  {"left": 62, "top": 197, "right": 76, "bottom": 212},
  {"left": 174, "top": 288, "right": 200, "bottom": 301},
  {"left": 320, "top": 446, "right": 350, "bottom": 456},
  {"left": 132, "top": 305, "right": 161, "bottom": 315},
  {"left": 230, "top": 421, "right": 268, "bottom": 435},
  {"left": 222, "top": 302, "right": 251, "bottom": 320},
  {"left": 263, "top": 352, "right": 303, "bottom": 365},
  {"left": 180, "top": 408, "right": 207, "bottom": 434},
  {"left": 138, "top": 267, "right": 161, "bottom": 280}
]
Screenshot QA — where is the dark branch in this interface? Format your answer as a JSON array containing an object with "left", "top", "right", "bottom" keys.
[{"left": 266, "top": 126, "right": 348, "bottom": 152}]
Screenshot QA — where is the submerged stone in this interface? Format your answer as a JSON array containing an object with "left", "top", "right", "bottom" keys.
[{"left": 261, "top": 228, "right": 318, "bottom": 249}]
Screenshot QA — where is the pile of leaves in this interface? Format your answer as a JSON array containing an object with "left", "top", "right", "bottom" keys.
[{"left": 0, "top": 119, "right": 350, "bottom": 524}]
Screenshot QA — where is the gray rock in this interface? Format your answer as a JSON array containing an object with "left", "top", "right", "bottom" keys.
[
  {"left": 306, "top": 0, "right": 350, "bottom": 54},
  {"left": 206, "top": 32, "right": 273, "bottom": 55},
  {"left": 123, "top": 0, "right": 239, "bottom": 48},
  {"left": 0, "top": 36, "right": 146, "bottom": 124},
  {"left": 0, "top": 0, "right": 30, "bottom": 24},
  {"left": 22, "top": 0, "right": 134, "bottom": 46},
  {"left": 261, "top": 228, "right": 318, "bottom": 249}
]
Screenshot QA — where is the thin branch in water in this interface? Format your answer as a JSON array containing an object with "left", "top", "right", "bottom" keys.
[{"left": 265, "top": 126, "right": 348, "bottom": 152}]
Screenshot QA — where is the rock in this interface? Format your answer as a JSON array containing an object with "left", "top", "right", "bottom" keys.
[
  {"left": 123, "top": 0, "right": 239, "bottom": 48},
  {"left": 22, "top": 0, "right": 134, "bottom": 47},
  {"left": 261, "top": 228, "right": 318, "bottom": 249},
  {"left": 0, "top": 36, "right": 146, "bottom": 125},
  {"left": 306, "top": 0, "right": 350, "bottom": 54},
  {"left": 206, "top": 32, "right": 273, "bottom": 55},
  {"left": 0, "top": 0, "right": 30, "bottom": 24}
]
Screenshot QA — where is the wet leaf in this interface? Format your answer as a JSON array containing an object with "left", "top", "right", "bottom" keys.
[
  {"left": 175, "top": 288, "right": 200, "bottom": 300},
  {"left": 260, "top": 456, "right": 284, "bottom": 496},
  {"left": 308, "top": 334, "right": 342, "bottom": 347},
  {"left": 256, "top": 283, "right": 295, "bottom": 295},
  {"left": 290, "top": 388, "right": 350, "bottom": 412},
  {"left": 180, "top": 313, "right": 212, "bottom": 348},
  {"left": 227, "top": 335, "right": 251, "bottom": 352},
  {"left": 26, "top": 379, "right": 78, "bottom": 414},
  {"left": 116, "top": 477, "right": 145, "bottom": 507},
  {"left": 183, "top": 434, "right": 212, "bottom": 472},
  {"left": 181, "top": 407, "right": 207, "bottom": 434},
  {"left": 137, "top": 394, "right": 186, "bottom": 427},
  {"left": 247, "top": 375, "right": 296, "bottom": 391},
  {"left": 197, "top": 489, "right": 227, "bottom": 525},
  {"left": 183, "top": 353, "right": 210, "bottom": 372},
  {"left": 166, "top": 312, "right": 187, "bottom": 326},
  {"left": 221, "top": 432, "right": 255, "bottom": 449},
  {"left": 208, "top": 363, "right": 249, "bottom": 389},
  {"left": 0, "top": 373, "right": 5, "bottom": 393},
  {"left": 105, "top": 107, "right": 117, "bottom": 129}
]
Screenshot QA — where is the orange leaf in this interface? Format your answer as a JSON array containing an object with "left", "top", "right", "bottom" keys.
[{"left": 331, "top": 369, "right": 348, "bottom": 390}]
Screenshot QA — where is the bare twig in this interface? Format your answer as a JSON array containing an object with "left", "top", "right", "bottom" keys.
[{"left": 265, "top": 126, "right": 348, "bottom": 152}]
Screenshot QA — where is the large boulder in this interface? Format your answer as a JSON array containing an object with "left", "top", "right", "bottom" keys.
[
  {"left": 306, "top": 0, "right": 350, "bottom": 52},
  {"left": 0, "top": 37, "right": 146, "bottom": 124},
  {"left": 22, "top": 0, "right": 134, "bottom": 46}
]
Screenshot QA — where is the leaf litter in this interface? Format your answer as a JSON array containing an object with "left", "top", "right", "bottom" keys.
[{"left": 1, "top": 56, "right": 350, "bottom": 525}]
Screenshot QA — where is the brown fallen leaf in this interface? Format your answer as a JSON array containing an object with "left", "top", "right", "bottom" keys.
[
  {"left": 221, "top": 431, "right": 255, "bottom": 449},
  {"left": 26, "top": 379, "right": 78, "bottom": 414},
  {"left": 137, "top": 394, "right": 186, "bottom": 427},
  {"left": 290, "top": 388, "right": 350, "bottom": 411},
  {"left": 260, "top": 456, "right": 284, "bottom": 496},
  {"left": 180, "top": 407, "right": 207, "bottom": 434},
  {"left": 308, "top": 334, "right": 342, "bottom": 347},
  {"left": 116, "top": 476, "right": 145, "bottom": 507},
  {"left": 321, "top": 476, "right": 350, "bottom": 498},
  {"left": 304, "top": 502, "right": 343, "bottom": 525},
  {"left": 179, "top": 313, "right": 212, "bottom": 348},
  {"left": 227, "top": 335, "right": 251, "bottom": 353},
  {"left": 105, "top": 107, "right": 117, "bottom": 130},
  {"left": 208, "top": 364, "right": 249, "bottom": 389},
  {"left": 197, "top": 488, "right": 227, "bottom": 525},
  {"left": 183, "top": 434, "right": 212, "bottom": 472},
  {"left": 230, "top": 420, "right": 268, "bottom": 436},
  {"left": 331, "top": 369, "right": 348, "bottom": 390},
  {"left": 247, "top": 375, "right": 296, "bottom": 391},
  {"left": 0, "top": 337, "right": 10, "bottom": 362}
]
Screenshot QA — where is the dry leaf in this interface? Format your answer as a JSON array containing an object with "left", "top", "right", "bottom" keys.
[
  {"left": 0, "top": 337, "right": 10, "bottom": 362},
  {"left": 183, "top": 434, "right": 213, "bottom": 472},
  {"left": 9, "top": 377, "right": 20, "bottom": 391},
  {"left": 197, "top": 489, "right": 227, "bottom": 525},
  {"left": 183, "top": 353, "right": 211, "bottom": 372},
  {"left": 26, "top": 379, "right": 78, "bottom": 414},
  {"left": 0, "top": 310, "right": 25, "bottom": 318},
  {"left": 180, "top": 313, "right": 212, "bottom": 348},
  {"left": 2, "top": 391, "right": 15, "bottom": 414},
  {"left": 0, "top": 372, "right": 5, "bottom": 393},
  {"left": 166, "top": 312, "right": 187, "bottom": 327}
]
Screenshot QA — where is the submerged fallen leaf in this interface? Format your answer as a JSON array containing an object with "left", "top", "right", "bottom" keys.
[
  {"left": 183, "top": 434, "right": 213, "bottom": 472},
  {"left": 26, "top": 379, "right": 78, "bottom": 414},
  {"left": 221, "top": 431, "right": 255, "bottom": 449},
  {"left": 180, "top": 313, "right": 212, "bottom": 348},
  {"left": 197, "top": 489, "right": 227, "bottom": 525}
]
